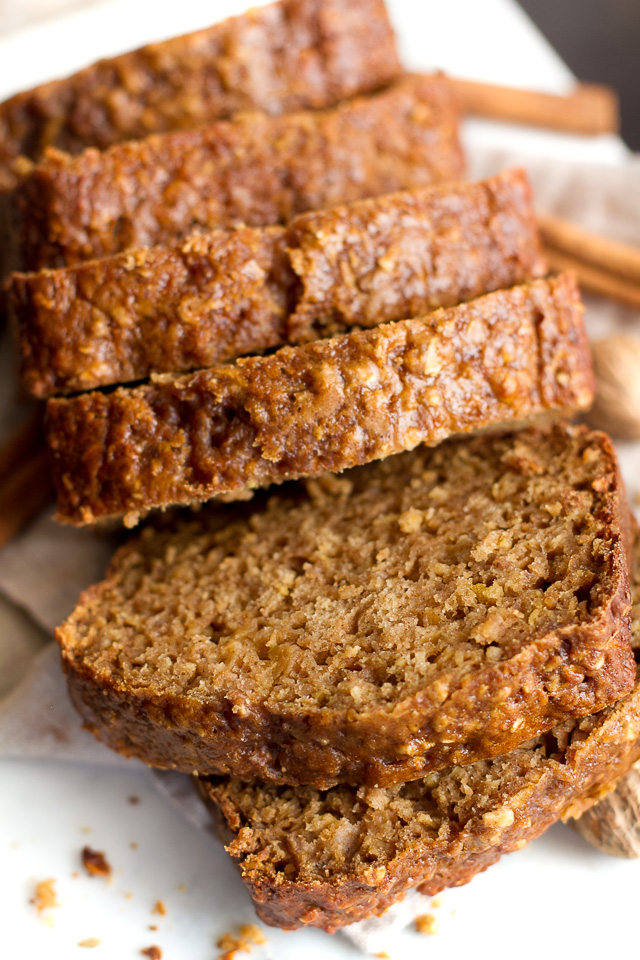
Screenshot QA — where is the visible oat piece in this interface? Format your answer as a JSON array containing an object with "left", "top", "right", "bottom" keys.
[
  {"left": 58, "top": 423, "right": 633, "bottom": 789},
  {"left": 140, "top": 948, "right": 162, "bottom": 959},
  {"left": 10, "top": 169, "right": 546, "bottom": 398},
  {"left": 151, "top": 900, "right": 167, "bottom": 916},
  {"left": 81, "top": 846, "right": 111, "bottom": 879},
  {"left": 46, "top": 274, "right": 593, "bottom": 526},
  {"left": 78, "top": 939, "right": 101, "bottom": 948},
  {"left": 8, "top": 74, "right": 463, "bottom": 272},
  {"left": 0, "top": 0, "right": 400, "bottom": 191},
  {"left": 198, "top": 536, "right": 640, "bottom": 931}
]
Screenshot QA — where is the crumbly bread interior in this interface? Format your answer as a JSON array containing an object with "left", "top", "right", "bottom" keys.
[
  {"left": 209, "top": 742, "right": 555, "bottom": 878},
  {"left": 67, "top": 427, "right": 617, "bottom": 714},
  {"left": 207, "top": 549, "right": 640, "bottom": 883}
]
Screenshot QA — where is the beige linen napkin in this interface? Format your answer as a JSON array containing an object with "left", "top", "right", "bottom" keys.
[{"left": 2, "top": 151, "right": 640, "bottom": 953}]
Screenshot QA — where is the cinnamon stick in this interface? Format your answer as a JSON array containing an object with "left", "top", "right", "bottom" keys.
[
  {"left": 544, "top": 248, "right": 640, "bottom": 309},
  {"left": 0, "top": 409, "right": 43, "bottom": 484},
  {"left": 450, "top": 78, "right": 619, "bottom": 135},
  {"left": 0, "top": 446, "right": 52, "bottom": 548},
  {"left": 0, "top": 410, "right": 53, "bottom": 548},
  {"left": 539, "top": 211, "right": 640, "bottom": 285}
]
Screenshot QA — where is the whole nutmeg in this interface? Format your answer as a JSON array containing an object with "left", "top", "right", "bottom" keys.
[
  {"left": 573, "top": 763, "right": 640, "bottom": 858},
  {"left": 587, "top": 334, "right": 640, "bottom": 440}
]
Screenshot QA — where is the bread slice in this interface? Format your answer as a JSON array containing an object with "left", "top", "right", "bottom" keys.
[
  {"left": 0, "top": 0, "right": 401, "bottom": 190},
  {"left": 200, "top": 562, "right": 640, "bottom": 932},
  {"left": 10, "top": 169, "right": 546, "bottom": 398},
  {"left": 46, "top": 274, "right": 593, "bottom": 527},
  {"left": 8, "top": 74, "right": 463, "bottom": 272},
  {"left": 57, "top": 423, "right": 634, "bottom": 790}
]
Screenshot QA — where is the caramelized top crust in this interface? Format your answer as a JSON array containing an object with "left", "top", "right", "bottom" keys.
[
  {"left": 9, "top": 74, "right": 463, "bottom": 272},
  {"left": 46, "top": 275, "right": 593, "bottom": 526},
  {"left": 10, "top": 169, "right": 546, "bottom": 397},
  {"left": 0, "top": 0, "right": 401, "bottom": 189}
]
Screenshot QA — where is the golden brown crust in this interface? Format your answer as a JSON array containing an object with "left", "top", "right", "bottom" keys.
[
  {"left": 46, "top": 275, "right": 593, "bottom": 526},
  {"left": 0, "top": 0, "right": 401, "bottom": 190},
  {"left": 8, "top": 74, "right": 463, "bottom": 273},
  {"left": 199, "top": 671, "right": 640, "bottom": 931},
  {"left": 10, "top": 227, "right": 292, "bottom": 397},
  {"left": 10, "top": 170, "right": 546, "bottom": 398},
  {"left": 57, "top": 424, "right": 634, "bottom": 790}
]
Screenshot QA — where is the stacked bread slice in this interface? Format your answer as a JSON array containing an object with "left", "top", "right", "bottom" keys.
[
  {"left": 0, "top": 0, "right": 403, "bottom": 189},
  {"left": 58, "top": 424, "right": 637, "bottom": 931},
  {"left": 3, "top": 0, "right": 638, "bottom": 937},
  {"left": 11, "top": 170, "right": 545, "bottom": 396}
]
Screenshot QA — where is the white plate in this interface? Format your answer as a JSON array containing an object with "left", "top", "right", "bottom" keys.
[{"left": 0, "top": 2, "right": 635, "bottom": 958}]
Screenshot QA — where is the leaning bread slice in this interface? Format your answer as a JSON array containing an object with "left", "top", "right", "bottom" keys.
[
  {"left": 10, "top": 168, "right": 545, "bottom": 398},
  {"left": 57, "top": 423, "right": 634, "bottom": 790},
  {"left": 200, "top": 573, "right": 640, "bottom": 932},
  {"left": 46, "top": 273, "right": 592, "bottom": 526},
  {"left": 8, "top": 73, "right": 462, "bottom": 272},
  {"left": 0, "top": 0, "right": 401, "bottom": 189}
]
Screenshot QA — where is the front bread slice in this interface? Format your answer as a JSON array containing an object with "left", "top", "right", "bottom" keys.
[{"left": 57, "top": 423, "right": 634, "bottom": 788}]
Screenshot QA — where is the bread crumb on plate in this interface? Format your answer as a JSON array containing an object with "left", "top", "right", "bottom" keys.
[
  {"left": 30, "top": 878, "right": 58, "bottom": 913},
  {"left": 81, "top": 846, "right": 111, "bottom": 879},
  {"left": 414, "top": 913, "right": 438, "bottom": 935}
]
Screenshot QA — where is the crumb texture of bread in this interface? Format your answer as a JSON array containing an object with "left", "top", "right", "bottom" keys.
[
  {"left": 197, "top": 537, "right": 640, "bottom": 931},
  {"left": 46, "top": 275, "right": 593, "bottom": 525},
  {"left": 201, "top": 655, "right": 640, "bottom": 931},
  {"left": 0, "top": 0, "right": 401, "bottom": 189},
  {"left": 9, "top": 74, "right": 463, "bottom": 272},
  {"left": 11, "top": 169, "right": 546, "bottom": 398},
  {"left": 57, "top": 423, "right": 634, "bottom": 788}
]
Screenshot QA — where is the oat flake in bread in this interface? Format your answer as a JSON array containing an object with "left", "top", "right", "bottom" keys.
[{"left": 57, "top": 423, "right": 634, "bottom": 789}]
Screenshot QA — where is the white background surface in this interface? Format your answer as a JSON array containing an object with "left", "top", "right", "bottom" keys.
[{"left": 0, "top": 2, "right": 637, "bottom": 959}]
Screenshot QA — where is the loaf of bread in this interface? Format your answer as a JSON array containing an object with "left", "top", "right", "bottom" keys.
[
  {"left": 46, "top": 274, "right": 593, "bottom": 526},
  {"left": 7, "top": 74, "right": 463, "bottom": 272},
  {"left": 57, "top": 424, "right": 634, "bottom": 790},
  {"left": 10, "top": 169, "right": 546, "bottom": 398},
  {"left": 0, "top": 0, "right": 401, "bottom": 190}
]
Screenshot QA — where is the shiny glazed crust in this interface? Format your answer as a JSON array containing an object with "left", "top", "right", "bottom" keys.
[
  {"left": 8, "top": 74, "right": 463, "bottom": 271},
  {"left": 57, "top": 425, "right": 635, "bottom": 790},
  {"left": 10, "top": 169, "right": 546, "bottom": 397},
  {"left": 0, "top": 0, "right": 401, "bottom": 189},
  {"left": 199, "top": 670, "right": 640, "bottom": 931},
  {"left": 46, "top": 274, "right": 593, "bottom": 526}
]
